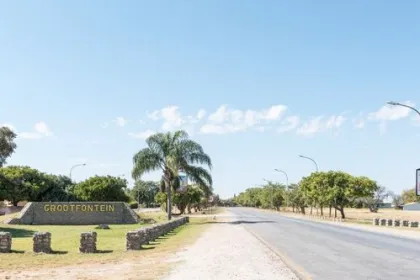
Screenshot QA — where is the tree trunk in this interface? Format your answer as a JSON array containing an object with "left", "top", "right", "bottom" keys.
[
  {"left": 339, "top": 207, "right": 345, "bottom": 219},
  {"left": 310, "top": 205, "right": 313, "bottom": 214},
  {"left": 12, "top": 200, "right": 19, "bottom": 207},
  {"left": 300, "top": 207, "right": 305, "bottom": 214},
  {"left": 320, "top": 206, "right": 324, "bottom": 216},
  {"left": 187, "top": 204, "right": 192, "bottom": 214},
  {"left": 165, "top": 177, "right": 172, "bottom": 220},
  {"left": 329, "top": 205, "right": 332, "bottom": 217}
]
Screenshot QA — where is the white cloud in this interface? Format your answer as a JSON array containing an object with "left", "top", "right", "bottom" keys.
[
  {"left": 325, "top": 115, "right": 346, "bottom": 129},
  {"left": 277, "top": 116, "right": 300, "bottom": 133},
  {"left": 196, "top": 109, "right": 206, "bottom": 120},
  {"left": 100, "top": 122, "right": 109, "bottom": 129},
  {"left": 19, "top": 122, "right": 53, "bottom": 140},
  {"left": 296, "top": 114, "right": 346, "bottom": 136},
  {"left": 200, "top": 104, "right": 288, "bottom": 135},
  {"left": 35, "top": 122, "right": 53, "bottom": 136},
  {"left": 297, "top": 116, "right": 324, "bottom": 136},
  {"left": 263, "top": 105, "right": 287, "bottom": 120},
  {"left": 354, "top": 119, "right": 365, "bottom": 128},
  {"left": 128, "top": 129, "right": 155, "bottom": 139},
  {"left": 369, "top": 101, "right": 415, "bottom": 121},
  {"left": 147, "top": 110, "right": 161, "bottom": 121},
  {"left": 115, "top": 117, "right": 128, "bottom": 127}
]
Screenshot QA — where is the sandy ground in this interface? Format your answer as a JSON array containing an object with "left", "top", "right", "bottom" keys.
[{"left": 164, "top": 221, "right": 299, "bottom": 280}]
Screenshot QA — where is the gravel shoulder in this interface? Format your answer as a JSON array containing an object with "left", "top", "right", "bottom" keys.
[{"left": 164, "top": 219, "right": 299, "bottom": 280}]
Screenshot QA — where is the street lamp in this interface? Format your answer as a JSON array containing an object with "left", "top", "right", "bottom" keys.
[
  {"left": 274, "top": 169, "right": 289, "bottom": 190},
  {"left": 387, "top": 101, "right": 420, "bottom": 117},
  {"left": 275, "top": 169, "right": 289, "bottom": 210},
  {"left": 298, "top": 155, "right": 319, "bottom": 172},
  {"left": 69, "top": 163, "right": 87, "bottom": 180}
]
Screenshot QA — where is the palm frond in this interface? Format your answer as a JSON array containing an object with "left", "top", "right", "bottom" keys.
[
  {"left": 182, "top": 165, "right": 212, "bottom": 188},
  {"left": 132, "top": 148, "right": 163, "bottom": 180}
]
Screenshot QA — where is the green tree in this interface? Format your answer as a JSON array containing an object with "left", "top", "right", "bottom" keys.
[
  {"left": 401, "top": 188, "right": 420, "bottom": 204},
  {"left": 132, "top": 130, "right": 212, "bottom": 220},
  {"left": 72, "top": 175, "right": 130, "bottom": 202},
  {"left": 130, "top": 180, "right": 159, "bottom": 207},
  {"left": 0, "top": 126, "right": 17, "bottom": 167}
]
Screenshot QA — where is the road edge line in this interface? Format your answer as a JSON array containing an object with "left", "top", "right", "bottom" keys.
[{"left": 242, "top": 225, "right": 312, "bottom": 280}]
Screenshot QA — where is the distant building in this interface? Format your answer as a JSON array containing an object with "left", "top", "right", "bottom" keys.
[{"left": 402, "top": 202, "right": 420, "bottom": 211}]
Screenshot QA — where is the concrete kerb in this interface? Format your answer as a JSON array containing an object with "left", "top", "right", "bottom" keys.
[{"left": 126, "top": 216, "right": 189, "bottom": 251}]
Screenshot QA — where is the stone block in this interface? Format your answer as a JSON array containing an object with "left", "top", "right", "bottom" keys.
[
  {"left": 380, "top": 219, "right": 386, "bottom": 226},
  {"left": 33, "top": 232, "right": 52, "bottom": 253},
  {"left": 373, "top": 218, "right": 380, "bottom": 226},
  {"left": 393, "top": 219, "right": 401, "bottom": 227},
  {"left": 409, "top": 221, "right": 419, "bottom": 228},
  {"left": 0, "top": 232, "right": 12, "bottom": 253},
  {"left": 387, "top": 219, "right": 393, "bottom": 226},
  {"left": 402, "top": 220, "right": 410, "bottom": 227},
  {"left": 80, "top": 232, "right": 97, "bottom": 253}
]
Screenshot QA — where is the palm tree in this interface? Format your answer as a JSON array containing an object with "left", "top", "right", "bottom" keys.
[{"left": 132, "top": 130, "right": 212, "bottom": 220}]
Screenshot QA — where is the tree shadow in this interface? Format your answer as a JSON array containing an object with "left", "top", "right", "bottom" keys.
[
  {"left": 190, "top": 220, "right": 275, "bottom": 225},
  {"left": 228, "top": 220, "right": 275, "bottom": 225},
  {"left": 10, "top": 250, "right": 25, "bottom": 254},
  {"left": 0, "top": 227, "right": 36, "bottom": 238}
]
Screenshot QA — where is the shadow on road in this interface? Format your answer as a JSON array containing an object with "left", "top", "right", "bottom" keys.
[{"left": 191, "top": 220, "right": 274, "bottom": 225}]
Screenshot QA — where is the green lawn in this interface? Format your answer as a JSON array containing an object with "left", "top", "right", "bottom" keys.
[{"left": 0, "top": 211, "right": 205, "bottom": 270}]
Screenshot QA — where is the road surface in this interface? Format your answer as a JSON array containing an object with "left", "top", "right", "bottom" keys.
[{"left": 229, "top": 207, "right": 420, "bottom": 280}]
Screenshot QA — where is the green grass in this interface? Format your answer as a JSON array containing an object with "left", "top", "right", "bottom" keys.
[{"left": 0, "top": 212, "right": 210, "bottom": 270}]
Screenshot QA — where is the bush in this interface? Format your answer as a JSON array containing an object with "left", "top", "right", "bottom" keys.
[{"left": 129, "top": 201, "right": 138, "bottom": 209}]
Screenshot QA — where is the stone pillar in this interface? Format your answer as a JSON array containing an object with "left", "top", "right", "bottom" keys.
[
  {"left": 393, "top": 219, "right": 401, "bottom": 227},
  {"left": 80, "top": 232, "right": 97, "bottom": 253},
  {"left": 373, "top": 218, "right": 379, "bottom": 226},
  {"left": 33, "top": 232, "right": 52, "bottom": 253},
  {"left": 0, "top": 232, "right": 12, "bottom": 253},
  {"left": 387, "top": 219, "right": 393, "bottom": 226},
  {"left": 380, "top": 219, "right": 386, "bottom": 226},
  {"left": 126, "top": 230, "right": 142, "bottom": 250}
]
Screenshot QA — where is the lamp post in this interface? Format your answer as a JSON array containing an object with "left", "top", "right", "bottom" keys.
[
  {"left": 387, "top": 101, "right": 420, "bottom": 197},
  {"left": 69, "top": 163, "right": 86, "bottom": 180},
  {"left": 298, "top": 155, "right": 318, "bottom": 215},
  {"left": 274, "top": 169, "right": 289, "bottom": 210},
  {"left": 263, "top": 178, "right": 275, "bottom": 209},
  {"left": 298, "top": 155, "right": 318, "bottom": 172}
]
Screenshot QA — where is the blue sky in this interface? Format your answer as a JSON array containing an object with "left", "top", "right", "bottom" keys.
[{"left": 1, "top": 1, "right": 419, "bottom": 199}]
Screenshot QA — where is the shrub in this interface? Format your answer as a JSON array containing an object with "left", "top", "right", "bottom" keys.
[{"left": 129, "top": 201, "right": 138, "bottom": 209}]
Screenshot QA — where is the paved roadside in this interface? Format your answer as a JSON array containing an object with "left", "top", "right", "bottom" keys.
[
  {"left": 165, "top": 212, "right": 299, "bottom": 280},
  {"left": 230, "top": 207, "right": 420, "bottom": 280}
]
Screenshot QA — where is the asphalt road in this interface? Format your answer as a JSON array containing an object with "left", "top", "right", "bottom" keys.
[{"left": 228, "top": 207, "right": 420, "bottom": 280}]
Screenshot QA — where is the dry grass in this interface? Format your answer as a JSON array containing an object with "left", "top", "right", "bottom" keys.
[{"left": 281, "top": 207, "right": 420, "bottom": 221}]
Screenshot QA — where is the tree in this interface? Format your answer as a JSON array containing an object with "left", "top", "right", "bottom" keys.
[
  {"left": 0, "top": 126, "right": 17, "bottom": 167},
  {"left": 390, "top": 192, "right": 403, "bottom": 209},
  {"left": 132, "top": 130, "right": 212, "bottom": 220},
  {"left": 130, "top": 180, "right": 159, "bottom": 207},
  {"left": 357, "top": 185, "right": 390, "bottom": 213},
  {"left": 401, "top": 188, "right": 420, "bottom": 204},
  {"left": 72, "top": 175, "right": 130, "bottom": 202}
]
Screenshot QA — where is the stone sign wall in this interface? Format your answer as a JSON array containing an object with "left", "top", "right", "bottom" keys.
[{"left": 15, "top": 202, "right": 139, "bottom": 225}]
